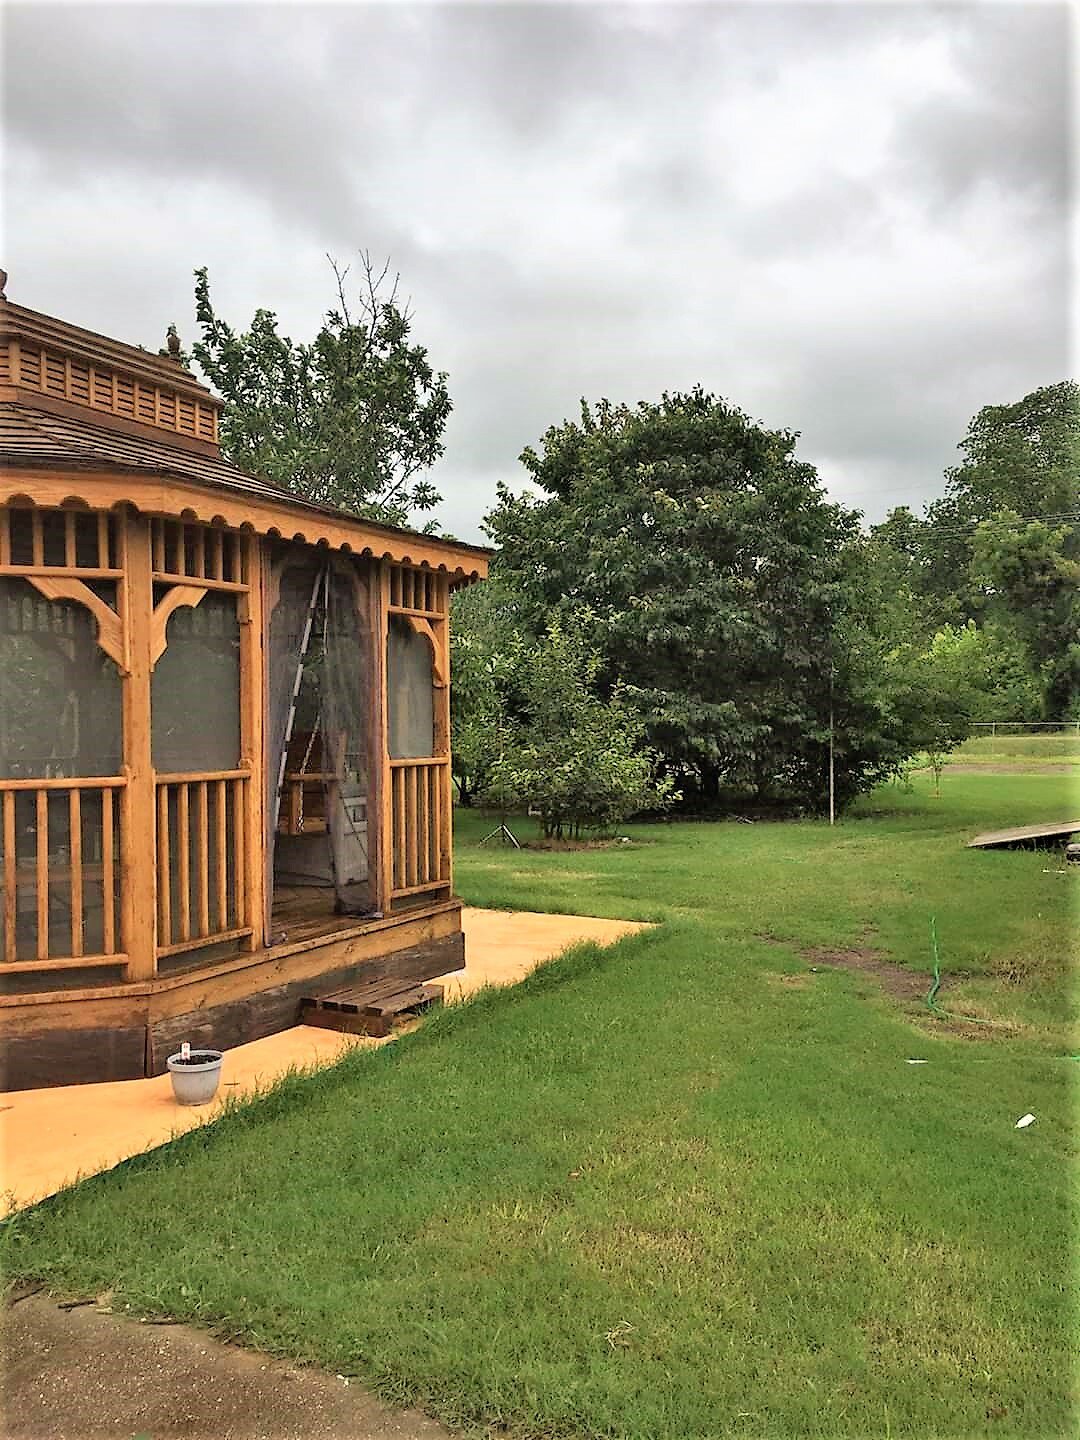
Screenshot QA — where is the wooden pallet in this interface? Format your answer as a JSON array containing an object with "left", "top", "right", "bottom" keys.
[{"left": 300, "top": 976, "right": 443, "bottom": 1037}]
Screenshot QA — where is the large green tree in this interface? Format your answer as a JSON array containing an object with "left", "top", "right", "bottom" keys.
[
  {"left": 190, "top": 255, "right": 452, "bottom": 527},
  {"left": 488, "top": 389, "right": 885, "bottom": 810},
  {"left": 870, "top": 382, "right": 1079, "bottom": 716},
  {"left": 923, "top": 381, "right": 1078, "bottom": 619},
  {"left": 970, "top": 511, "right": 1080, "bottom": 718}
]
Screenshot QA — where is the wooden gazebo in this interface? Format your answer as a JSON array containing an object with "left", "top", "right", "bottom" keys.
[{"left": 0, "top": 282, "right": 488, "bottom": 1089}]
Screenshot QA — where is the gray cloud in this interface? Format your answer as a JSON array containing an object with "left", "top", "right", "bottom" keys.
[{"left": 3, "top": 2, "right": 1071, "bottom": 542}]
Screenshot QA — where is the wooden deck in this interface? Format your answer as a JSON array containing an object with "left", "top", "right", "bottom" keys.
[
  {"left": 967, "top": 820, "right": 1080, "bottom": 850},
  {"left": 268, "top": 885, "right": 373, "bottom": 950}
]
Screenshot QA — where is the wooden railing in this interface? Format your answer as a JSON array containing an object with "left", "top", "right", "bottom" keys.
[
  {"left": 0, "top": 776, "right": 126, "bottom": 974},
  {"left": 150, "top": 516, "right": 245, "bottom": 587},
  {"left": 389, "top": 759, "right": 449, "bottom": 897},
  {"left": 155, "top": 771, "right": 251, "bottom": 957},
  {"left": 0, "top": 505, "right": 119, "bottom": 573}
]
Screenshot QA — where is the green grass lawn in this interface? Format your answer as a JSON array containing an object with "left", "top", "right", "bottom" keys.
[{"left": 3, "top": 773, "right": 1077, "bottom": 1439}]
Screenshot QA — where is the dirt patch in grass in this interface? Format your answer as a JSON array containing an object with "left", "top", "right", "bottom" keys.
[
  {"left": 799, "top": 945, "right": 929, "bottom": 1003},
  {"left": 761, "top": 937, "right": 1023, "bottom": 1038},
  {"left": 757, "top": 932, "right": 928, "bottom": 1003}
]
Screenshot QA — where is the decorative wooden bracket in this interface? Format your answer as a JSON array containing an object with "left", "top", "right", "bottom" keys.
[
  {"left": 26, "top": 575, "right": 127, "bottom": 673},
  {"left": 150, "top": 584, "right": 208, "bottom": 668},
  {"left": 404, "top": 615, "right": 447, "bottom": 686}
]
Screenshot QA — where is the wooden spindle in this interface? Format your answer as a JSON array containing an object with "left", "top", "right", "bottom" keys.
[
  {"left": 417, "top": 768, "right": 427, "bottom": 884},
  {"left": 157, "top": 784, "right": 171, "bottom": 946},
  {"left": 64, "top": 511, "right": 77, "bottom": 567},
  {"left": 3, "top": 791, "right": 16, "bottom": 962},
  {"left": 0, "top": 509, "right": 10, "bottom": 566},
  {"left": 418, "top": 767, "right": 428, "bottom": 885},
  {"left": 196, "top": 781, "right": 209, "bottom": 936},
  {"left": 394, "top": 769, "right": 406, "bottom": 890},
  {"left": 232, "top": 778, "right": 246, "bottom": 927},
  {"left": 36, "top": 789, "right": 48, "bottom": 958},
  {"left": 31, "top": 510, "right": 43, "bottom": 567},
  {"left": 210, "top": 529, "right": 223, "bottom": 581},
  {"left": 215, "top": 779, "right": 228, "bottom": 931},
  {"left": 406, "top": 765, "right": 419, "bottom": 888},
  {"left": 68, "top": 789, "right": 83, "bottom": 956},
  {"left": 102, "top": 788, "right": 115, "bottom": 954},
  {"left": 428, "top": 765, "right": 440, "bottom": 883},
  {"left": 193, "top": 527, "right": 206, "bottom": 580},
  {"left": 151, "top": 519, "right": 165, "bottom": 573},
  {"left": 177, "top": 782, "right": 190, "bottom": 941},
  {"left": 97, "top": 512, "right": 110, "bottom": 569}
]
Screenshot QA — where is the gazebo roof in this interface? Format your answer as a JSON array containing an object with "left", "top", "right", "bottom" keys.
[{"left": 0, "top": 286, "right": 490, "bottom": 582}]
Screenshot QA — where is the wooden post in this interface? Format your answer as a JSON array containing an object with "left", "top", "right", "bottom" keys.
[
  {"left": 120, "top": 509, "right": 158, "bottom": 979},
  {"left": 437, "top": 572, "right": 453, "bottom": 884},
  {"left": 376, "top": 561, "right": 393, "bottom": 915},
  {"left": 156, "top": 784, "right": 171, "bottom": 947},
  {"left": 239, "top": 531, "right": 265, "bottom": 949}
]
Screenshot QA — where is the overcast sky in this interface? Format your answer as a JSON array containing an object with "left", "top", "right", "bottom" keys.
[{"left": 4, "top": 2, "right": 1073, "bottom": 542}]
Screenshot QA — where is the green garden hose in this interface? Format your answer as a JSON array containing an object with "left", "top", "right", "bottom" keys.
[
  {"left": 924, "top": 917, "right": 1080, "bottom": 1057},
  {"left": 926, "top": 916, "right": 1007, "bottom": 1029}
]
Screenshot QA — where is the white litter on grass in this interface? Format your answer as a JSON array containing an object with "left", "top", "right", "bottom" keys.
[
  {"left": 906, "top": 1059, "right": 929, "bottom": 1065},
  {"left": 1015, "top": 1114, "right": 1036, "bottom": 1129}
]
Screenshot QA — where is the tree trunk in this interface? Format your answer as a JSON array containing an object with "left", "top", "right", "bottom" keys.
[{"left": 699, "top": 763, "right": 721, "bottom": 804}]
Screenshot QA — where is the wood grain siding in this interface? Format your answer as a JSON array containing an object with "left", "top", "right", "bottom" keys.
[{"left": 9, "top": 342, "right": 222, "bottom": 446}]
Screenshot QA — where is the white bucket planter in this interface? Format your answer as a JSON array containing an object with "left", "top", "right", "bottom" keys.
[{"left": 166, "top": 1048, "right": 224, "bottom": 1106}]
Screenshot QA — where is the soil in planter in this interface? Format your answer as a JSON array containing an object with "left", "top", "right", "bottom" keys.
[{"left": 170, "top": 1052, "right": 221, "bottom": 1066}]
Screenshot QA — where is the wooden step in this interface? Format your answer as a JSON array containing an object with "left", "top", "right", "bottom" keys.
[{"left": 300, "top": 980, "right": 443, "bottom": 1037}]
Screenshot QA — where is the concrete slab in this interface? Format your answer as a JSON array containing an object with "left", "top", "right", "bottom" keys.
[{"left": 0, "top": 907, "right": 646, "bottom": 1213}]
